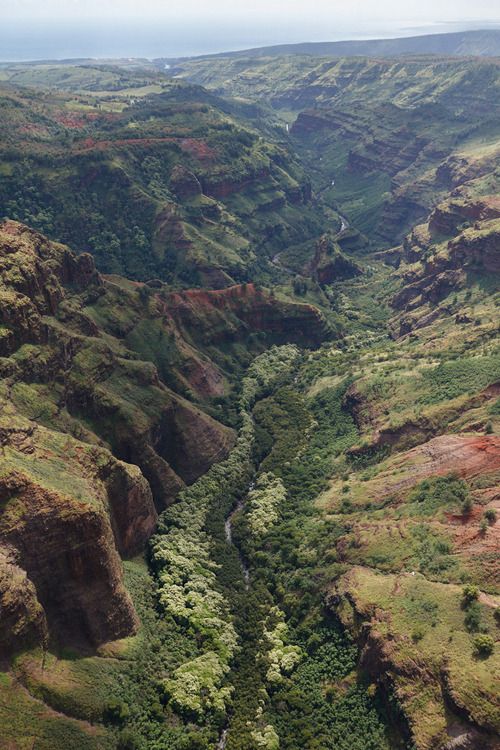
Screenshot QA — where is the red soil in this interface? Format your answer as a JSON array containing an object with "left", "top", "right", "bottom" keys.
[
  {"left": 54, "top": 113, "right": 87, "bottom": 128},
  {"left": 180, "top": 138, "right": 216, "bottom": 164},
  {"left": 413, "top": 435, "right": 500, "bottom": 479}
]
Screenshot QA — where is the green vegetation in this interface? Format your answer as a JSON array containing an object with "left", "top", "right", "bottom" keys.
[
  {"left": 408, "top": 475, "right": 470, "bottom": 517},
  {"left": 1, "top": 49, "right": 500, "bottom": 750},
  {"left": 473, "top": 634, "right": 495, "bottom": 657},
  {"left": 419, "top": 354, "right": 500, "bottom": 405},
  {"left": 147, "top": 346, "right": 305, "bottom": 738},
  {"left": 0, "top": 76, "right": 324, "bottom": 285},
  {"left": 246, "top": 473, "right": 287, "bottom": 537}
]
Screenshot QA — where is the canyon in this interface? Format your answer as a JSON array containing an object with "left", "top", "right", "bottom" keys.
[{"left": 0, "top": 42, "right": 498, "bottom": 750}]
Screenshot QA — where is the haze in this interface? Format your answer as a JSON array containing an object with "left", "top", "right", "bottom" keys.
[{"left": 2, "top": 0, "right": 500, "bottom": 60}]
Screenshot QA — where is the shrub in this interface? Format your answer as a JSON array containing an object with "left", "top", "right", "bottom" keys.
[
  {"left": 162, "top": 652, "right": 232, "bottom": 719},
  {"left": 104, "top": 700, "right": 130, "bottom": 725},
  {"left": 462, "top": 496, "right": 473, "bottom": 515},
  {"left": 408, "top": 474, "right": 470, "bottom": 516},
  {"left": 411, "top": 627, "right": 425, "bottom": 642},
  {"left": 246, "top": 472, "right": 287, "bottom": 537},
  {"left": 117, "top": 730, "right": 141, "bottom": 750},
  {"left": 473, "top": 634, "right": 494, "bottom": 657},
  {"left": 464, "top": 602, "right": 482, "bottom": 632},
  {"left": 462, "top": 584, "right": 479, "bottom": 606},
  {"left": 484, "top": 508, "right": 497, "bottom": 524}
]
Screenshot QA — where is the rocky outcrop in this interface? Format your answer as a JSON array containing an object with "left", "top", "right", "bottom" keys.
[
  {"left": 0, "top": 221, "right": 100, "bottom": 355},
  {"left": 0, "top": 220, "right": 100, "bottom": 309},
  {"left": 0, "top": 547, "right": 48, "bottom": 656},
  {"left": 446, "top": 221, "right": 500, "bottom": 274},
  {"left": 201, "top": 167, "right": 270, "bottom": 200},
  {"left": 291, "top": 110, "right": 335, "bottom": 137},
  {"left": 428, "top": 197, "right": 500, "bottom": 237},
  {"left": 391, "top": 269, "right": 465, "bottom": 312},
  {"left": 154, "top": 399, "right": 233, "bottom": 484},
  {"left": 436, "top": 151, "right": 500, "bottom": 190},
  {"left": 0, "top": 467, "right": 139, "bottom": 650},
  {"left": 309, "top": 234, "right": 362, "bottom": 285},
  {"left": 162, "top": 282, "right": 330, "bottom": 348},
  {"left": 391, "top": 207, "right": 500, "bottom": 326},
  {"left": 0, "top": 408, "right": 158, "bottom": 651},
  {"left": 99, "top": 457, "right": 157, "bottom": 558}
]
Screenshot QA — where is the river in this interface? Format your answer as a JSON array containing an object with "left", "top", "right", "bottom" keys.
[{"left": 224, "top": 482, "right": 254, "bottom": 588}]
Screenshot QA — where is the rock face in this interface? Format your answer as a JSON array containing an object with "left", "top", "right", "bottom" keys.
[
  {"left": 0, "top": 411, "right": 156, "bottom": 650},
  {"left": 0, "top": 548, "right": 48, "bottom": 657},
  {"left": 162, "top": 282, "right": 330, "bottom": 348},
  {"left": 309, "top": 234, "right": 361, "bottom": 285},
  {"left": 389, "top": 198, "right": 500, "bottom": 335},
  {"left": 200, "top": 167, "right": 270, "bottom": 200},
  {"left": 428, "top": 197, "right": 500, "bottom": 237},
  {"left": 446, "top": 221, "right": 500, "bottom": 274},
  {"left": 0, "top": 223, "right": 223, "bottom": 651},
  {"left": 0, "top": 469, "right": 140, "bottom": 650}
]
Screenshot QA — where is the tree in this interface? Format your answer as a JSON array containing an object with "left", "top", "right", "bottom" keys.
[
  {"left": 473, "top": 634, "right": 494, "bottom": 657},
  {"left": 462, "top": 584, "right": 479, "bottom": 607},
  {"left": 117, "top": 729, "right": 141, "bottom": 750}
]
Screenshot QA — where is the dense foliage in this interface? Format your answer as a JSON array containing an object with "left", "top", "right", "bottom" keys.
[{"left": 148, "top": 346, "right": 302, "bottom": 738}]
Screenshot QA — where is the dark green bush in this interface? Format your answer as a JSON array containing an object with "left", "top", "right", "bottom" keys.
[
  {"left": 464, "top": 602, "right": 482, "bottom": 633},
  {"left": 473, "top": 634, "right": 494, "bottom": 657},
  {"left": 104, "top": 700, "right": 130, "bottom": 725}
]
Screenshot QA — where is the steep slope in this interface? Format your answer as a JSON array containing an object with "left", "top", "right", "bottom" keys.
[
  {"left": 0, "top": 52, "right": 499, "bottom": 750},
  {"left": 168, "top": 54, "right": 500, "bottom": 749}
]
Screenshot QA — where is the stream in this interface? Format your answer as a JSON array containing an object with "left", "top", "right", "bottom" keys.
[
  {"left": 224, "top": 482, "right": 254, "bottom": 588},
  {"left": 216, "top": 729, "right": 228, "bottom": 750}
]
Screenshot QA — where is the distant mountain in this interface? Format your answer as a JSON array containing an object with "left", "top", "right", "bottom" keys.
[{"left": 162, "top": 29, "right": 500, "bottom": 63}]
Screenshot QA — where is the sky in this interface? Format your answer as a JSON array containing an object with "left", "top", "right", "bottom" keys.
[
  {"left": 2, "top": 0, "right": 500, "bottom": 60},
  {"left": 3, "top": 0, "right": 500, "bottom": 23}
]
